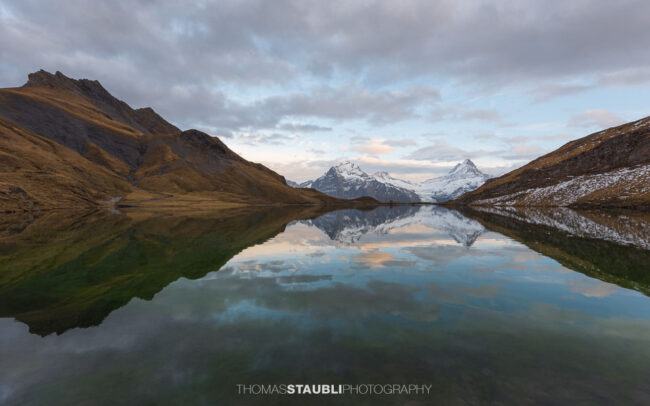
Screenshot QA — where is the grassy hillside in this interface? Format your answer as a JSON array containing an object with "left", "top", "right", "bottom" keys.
[
  {"left": 452, "top": 116, "right": 650, "bottom": 209},
  {"left": 0, "top": 70, "right": 373, "bottom": 211}
]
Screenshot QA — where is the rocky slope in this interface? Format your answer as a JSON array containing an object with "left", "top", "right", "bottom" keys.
[
  {"left": 452, "top": 116, "right": 650, "bottom": 209},
  {"left": 290, "top": 159, "right": 490, "bottom": 203},
  {"left": 0, "top": 70, "right": 367, "bottom": 211}
]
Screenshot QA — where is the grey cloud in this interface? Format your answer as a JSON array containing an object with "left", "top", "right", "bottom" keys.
[
  {"left": 278, "top": 123, "right": 332, "bottom": 133},
  {"left": 257, "top": 85, "right": 440, "bottom": 124},
  {"left": 430, "top": 105, "right": 502, "bottom": 122},
  {"left": 499, "top": 133, "right": 575, "bottom": 145},
  {"left": 385, "top": 139, "right": 417, "bottom": 147},
  {"left": 405, "top": 139, "right": 551, "bottom": 164},
  {"left": 528, "top": 83, "right": 593, "bottom": 103},
  {"left": 238, "top": 132, "right": 296, "bottom": 146},
  {"left": 1, "top": 0, "right": 649, "bottom": 136},
  {"left": 569, "top": 109, "right": 624, "bottom": 129},
  {"left": 459, "top": 109, "right": 502, "bottom": 122},
  {"left": 405, "top": 142, "right": 490, "bottom": 162},
  {"left": 597, "top": 68, "right": 650, "bottom": 87},
  {"left": 350, "top": 135, "right": 371, "bottom": 143}
]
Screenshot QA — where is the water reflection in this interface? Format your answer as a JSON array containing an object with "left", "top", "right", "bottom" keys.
[
  {"left": 459, "top": 206, "right": 650, "bottom": 296},
  {"left": 0, "top": 206, "right": 332, "bottom": 335},
  {"left": 1, "top": 206, "right": 650, "bottom": 405},
  {"left": 304, "top": 205, "right": 484, "bottom": 246}
]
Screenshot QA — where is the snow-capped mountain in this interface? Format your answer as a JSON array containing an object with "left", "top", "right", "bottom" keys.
[
  {"left": 288, "top": 159, "right": 490, "bottom": 203},
  {"left": 415, "top": 159, "right": 492, "bottom": 202},
  {"left": 297, "top": 161, "right": 421, "bottom": 202}
]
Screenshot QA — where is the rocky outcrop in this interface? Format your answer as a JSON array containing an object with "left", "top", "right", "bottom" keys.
[{"left": 307, "top": 162, "right": 421, "bottom": 203}]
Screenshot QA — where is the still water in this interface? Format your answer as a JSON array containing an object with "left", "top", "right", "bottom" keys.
[{"left": 1, "top": 206, "right": 649, "bottom": 405}]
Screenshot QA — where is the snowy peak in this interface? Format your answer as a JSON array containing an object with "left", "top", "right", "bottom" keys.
[
  {"left": 331, "top": 161, "right": 369, "bottom": 179},
  {"left": 335, "top": 161, "right": 360, "bottom": 170},
  {"left": 417, "top": 159, "right": 491, "bottom": 202},
  {"left": 448, "top": 159, "right": 483, "bottom": 178},
  {"left": 373, "top": 171, "right": 399, "bottom": 183}
]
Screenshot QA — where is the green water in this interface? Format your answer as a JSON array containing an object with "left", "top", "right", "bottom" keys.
[{"left": 1, "top": 206, "right": 649, "bottom": 405}]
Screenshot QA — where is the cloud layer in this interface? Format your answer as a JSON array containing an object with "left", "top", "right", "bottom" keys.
[{"left": 1, "top": 0, "right": 649, "bottom": 180}]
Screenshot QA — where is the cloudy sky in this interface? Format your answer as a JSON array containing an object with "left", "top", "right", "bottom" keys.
[{"left": 1, "top": 0, "right": 649, "bottom": 181}]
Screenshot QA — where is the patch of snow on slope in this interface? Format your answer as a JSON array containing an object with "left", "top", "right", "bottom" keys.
[
  {"left": 476, "top": 206, "right": 650, "bottom": 250},
  {"left": 475, "top": 165, "right": 650, "bottom": 206}
]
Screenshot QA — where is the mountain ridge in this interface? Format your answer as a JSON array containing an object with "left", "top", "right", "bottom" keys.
[
  {"left": 451, "top": 115, "right": 650, "bottom": 209},
  {"left": 307, "top": 161, "right": 421, "bottom": 203},
  {"left": 290, "top": 159, "right": 491, "bottom": 203},
  {"left": 0, "top": 70, "right": 376, "bottom": 211}
]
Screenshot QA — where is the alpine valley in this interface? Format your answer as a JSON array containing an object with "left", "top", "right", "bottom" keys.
[{"left": 1, "top": 70, "right": 649, "bottom": 212}]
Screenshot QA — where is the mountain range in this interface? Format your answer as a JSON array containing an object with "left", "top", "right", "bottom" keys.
[
  {"left": 1, "top": 70, "right": 648, "bottom": 211},
  {"left": 289, "top": 159, "right": 491, "bottom": 203},
  {"left": 452, "top": 115, "right": 650, "bottom": 209},
  {"left": 0, "top": 70, "right": 373, "bottom": 211}
]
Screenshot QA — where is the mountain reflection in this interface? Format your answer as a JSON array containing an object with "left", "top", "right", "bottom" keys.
[
  {"left": 304, "top": 205, "right": 485, "bottom": 246},
  {"left": 460, "top": 206, "right": 650, "bottom": 296},
  {"left": 1, "top": 205, "right": 649, "bottom": 337},
  {"left": 0, "top": 206, "right": 333, "bottom": 336},
  {"left": 2, "top": 205, "right": 650, "bottom": 405}
]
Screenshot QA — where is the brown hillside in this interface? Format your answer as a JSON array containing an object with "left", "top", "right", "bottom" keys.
[
  {"left": 0, "top": 70, "right": 372, "bottom": 211},
  {"left": 451, "top": 116, "right": 650, "bottom": 209}
]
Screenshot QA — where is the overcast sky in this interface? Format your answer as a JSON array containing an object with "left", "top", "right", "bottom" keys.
[{"left": 2, "top": 0, "right": 649, "bottom": 181}]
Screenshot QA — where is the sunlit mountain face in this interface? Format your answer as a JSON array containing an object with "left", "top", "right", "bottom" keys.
[{"left": 1, "top": 206, "right": 650, "bottom": 405}]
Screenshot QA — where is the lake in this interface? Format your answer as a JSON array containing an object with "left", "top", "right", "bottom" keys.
[{"left": 1, "top": 205, "right": 649, "bottom": 405}]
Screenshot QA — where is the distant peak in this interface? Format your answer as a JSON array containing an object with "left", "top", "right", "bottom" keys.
[
  {"left": 328, "top": 161, "right": 369, "bottom": 178},
  {"left": 450, "top": 159, "right": 478, "bottom": 173},
  {"left": 335, "top": 160, "right": 359, "bottom": 169}
]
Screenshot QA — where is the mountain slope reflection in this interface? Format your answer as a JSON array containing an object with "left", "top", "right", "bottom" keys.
[
  {"left": 2, "top": 206, "right": 650, "bottom": 405},
  {"left": 2, "top": 204, "right": 649, "bottom": 337},
  {"left": 460, "top": 206, "right": 650, "bottom": 296},
  {"left": 0, "top": 206, "right": 333, "bottom": 336}
]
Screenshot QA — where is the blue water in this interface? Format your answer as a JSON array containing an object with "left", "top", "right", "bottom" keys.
[{"left": 1, "top": 206, "right": 649, "bottom": 405}]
